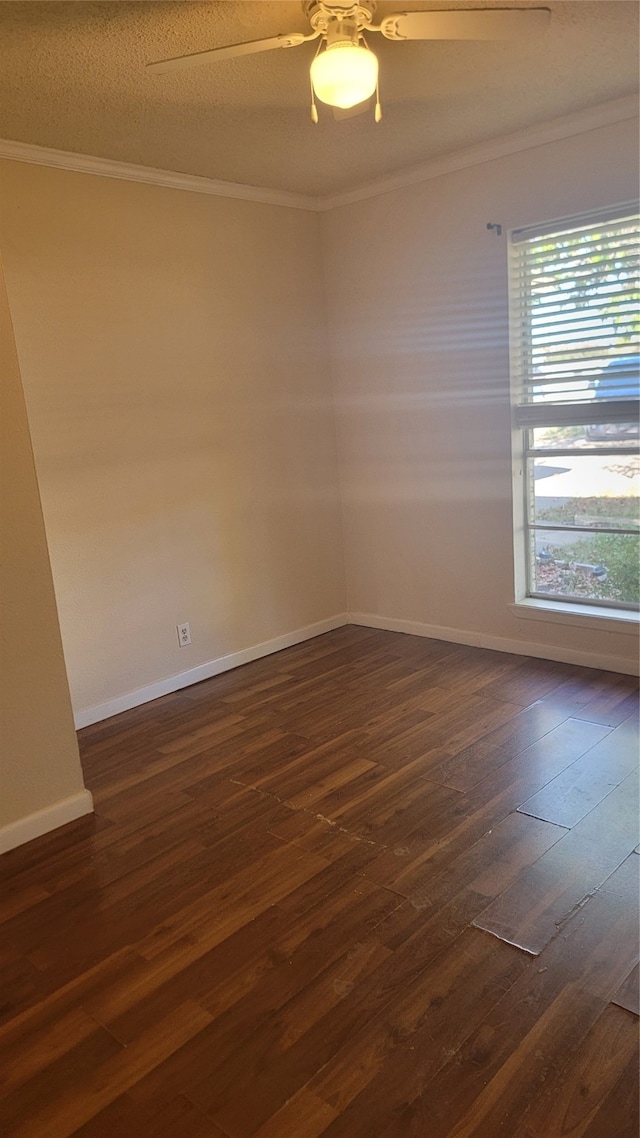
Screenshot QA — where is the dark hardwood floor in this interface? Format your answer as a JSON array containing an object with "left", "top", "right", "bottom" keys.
[{"left": 1, "top": 626, "right": 638, "bottom": 1137}]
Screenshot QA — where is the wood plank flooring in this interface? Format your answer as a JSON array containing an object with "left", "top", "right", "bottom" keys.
[{"left": 1, "top": 626, "right": 638, "bottom": 1137}]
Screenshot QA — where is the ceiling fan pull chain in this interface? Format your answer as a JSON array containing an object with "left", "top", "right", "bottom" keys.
[
  {"left": 310, "top": 37, "right": 324, "bottom": 122},
  {"left": 374, "top": 74, "right": 382, "bottom": 122}
]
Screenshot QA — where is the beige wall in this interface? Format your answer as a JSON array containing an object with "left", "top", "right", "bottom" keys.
[
  {"left": 322, "top": 118, "right": 639, "bottom": 669},
  {"left": 0, "top": 163, "right": 346, "bottom": 717},
  {"left": 0, "top": 255, "right": 90, "bottom": 841},
  {"left": 1, "top": 117, "right": 637, "bottom": 742}
]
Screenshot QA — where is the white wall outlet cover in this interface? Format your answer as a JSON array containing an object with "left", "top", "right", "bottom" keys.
[{"left": 177, "top": 622, "right": 191, "bottom": 647}]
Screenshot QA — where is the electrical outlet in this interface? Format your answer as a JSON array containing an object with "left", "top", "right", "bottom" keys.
[{"left": 177, "top": 622, "right": 191, "bottom": 647}]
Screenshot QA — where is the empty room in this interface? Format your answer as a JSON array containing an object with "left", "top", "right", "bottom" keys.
[{"left": 0, "top": 2, "right": 638, "bottom": 1135}]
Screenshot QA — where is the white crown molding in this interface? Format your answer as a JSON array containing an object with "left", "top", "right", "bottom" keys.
[
  {"left": 0, "top": 138, "right": 321, "bottom": 212},
  {"left": 318, "top": 94, "right": 640, "bottom": 211},
  {"left": 0, "top": 95, "right": 637, "bottom": 213}
]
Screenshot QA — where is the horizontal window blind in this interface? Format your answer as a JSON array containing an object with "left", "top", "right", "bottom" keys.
[{"left": 510, "top": 206, "right": 640, "bottom": 428}]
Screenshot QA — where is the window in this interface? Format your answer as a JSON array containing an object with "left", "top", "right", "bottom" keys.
[{"left": 509, "top": 205, "right": 640, "bottom": 614}]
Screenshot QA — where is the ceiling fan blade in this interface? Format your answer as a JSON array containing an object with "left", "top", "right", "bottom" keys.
[
  {"left": 379, "top": 8, "right": 551, "bottom": 43},
  {"left": 147, "top": 32, "right": 308, "bottom": 74}
]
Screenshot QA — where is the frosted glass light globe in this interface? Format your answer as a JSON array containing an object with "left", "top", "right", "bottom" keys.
[{"left": 310, "top": 42, "right": 378, "bottom": 109}]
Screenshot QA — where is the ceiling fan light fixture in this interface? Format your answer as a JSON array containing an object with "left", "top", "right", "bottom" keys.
[{"left": 310, "top": 40, "right": 378, "bottom": 109}]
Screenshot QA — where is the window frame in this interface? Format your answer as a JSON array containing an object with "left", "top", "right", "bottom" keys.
[{"left": 508, "top": 203, "right": 640, "bottom": 618}]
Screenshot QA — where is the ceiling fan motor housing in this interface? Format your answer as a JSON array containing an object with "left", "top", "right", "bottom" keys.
[{"left": 303, "top": 1, "right": 377, "bottom": 38}]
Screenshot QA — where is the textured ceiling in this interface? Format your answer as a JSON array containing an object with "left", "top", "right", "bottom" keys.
[{"left": 0, "top": 1, "right": 638, "bottom": 196}]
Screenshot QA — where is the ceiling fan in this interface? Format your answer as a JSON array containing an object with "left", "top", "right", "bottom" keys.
[{"left": 147, "top": 2, "right": 551, "bottom": 123}]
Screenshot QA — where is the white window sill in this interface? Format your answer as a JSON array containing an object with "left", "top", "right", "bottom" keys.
[{"left": 509, "top": 599, "right": 640, "bottom": 636}]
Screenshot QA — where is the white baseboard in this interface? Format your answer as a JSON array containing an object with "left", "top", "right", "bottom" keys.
[
  {"left": 349, "top": 612, "right": 639, "bottom": 676},
  {"left": 0, "top": 789, "right": 94, "bottom": 855},
  {"left": 73, "top": 606, "right": 636, "bottom": 730},
  {"left": 74, "top": 614, "right": 350, "bottom": 728}
]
